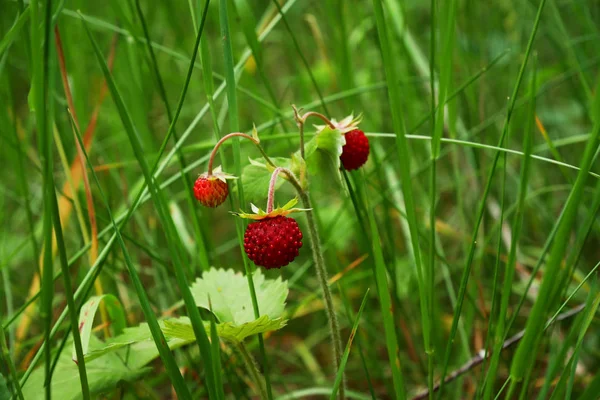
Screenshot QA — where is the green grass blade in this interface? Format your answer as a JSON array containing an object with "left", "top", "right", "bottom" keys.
[
  {"left": 564, "top": 281, "right": 599, "bottom": 398},
  {"left": 219, "top": 1, "right": 273, "bottom": 398},
  {"left": 330, "top": 289, "right": 370, "bottom": 400},
  {"left": 29, "top": 0, "right": 55, "bottom": 395},
  {"left": 270, "top": 0, "right": 329, "bottom": 114},
  {"left": 0, "top": 326, "right": 23, "bottom": 400},
  {"left": 509, "top": 70, "right": 600, "bottom": 384},
  {"left": 360, "top": 171, "right": 406, "bottom": 399},
  {"left": 428, "top": 0, "right": 458, "bottom": 395},
  {"left": 370, "top": 3, "right": 425, "bottom": 398},
  {"left": 48, "top": 157, "right": 90, "bottom": 398},
  {"left": 134, "top": 0, "right": 211, "bottom": 273},
  {"left": 483, "top": 58, "right": 537, "bottom": 399},
  {"left": 0, "top": 6, "right": 30, "bottom": 57},
  {"left": 209, "top": 309, "right": 224, "bottom": 400},
  {"left": 437, "top": 0, "right": 549, "bottom": 395},
  {"left": 78, "top": 13, "right": 223, "bottom": 399},
  {"left": 68, "top": 113, "right": 193, "bottom": 398}
]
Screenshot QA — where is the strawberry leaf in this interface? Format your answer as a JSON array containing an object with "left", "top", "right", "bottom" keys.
[
  {"left": 190, "top": 268, "right": 288, "bottom": 326},
  {"left": 23, "top": 336, "right": 150, "bottom": 400},
  {"left": 163, "top": 315, "right": 287, "bottom": 343},
  {"left": 301, "top": 125, "right": 345, "bottom": 184}
]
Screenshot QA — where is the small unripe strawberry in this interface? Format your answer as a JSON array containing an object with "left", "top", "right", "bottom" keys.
[
  {"left": 340, "top": 129, "right": 370, "bottom": 170},
  {"left": 244, "top": 216, "right": 303, "bottom": 269},
  {"left": 194, "top": 175, "right": 229, "bottom": 207}
]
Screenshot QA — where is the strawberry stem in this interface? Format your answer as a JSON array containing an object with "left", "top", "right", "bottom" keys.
[
  {"left": 266, "top": 167, "right": 284, "bottom": 213},
  {"left": 292, "top": 105, "right": 336, "bottom": 159},
  {"left": 289, "top": 106, "right": 346, "bottom": 399},
  {"left": 299, "top": 192, "right": 346, "bottom": 400},
  {"left": 207, "top": 132, "right": 276, "bottom": 175},
  {"left": 237, "top": 342, "right": 268, "bottom": 400}
]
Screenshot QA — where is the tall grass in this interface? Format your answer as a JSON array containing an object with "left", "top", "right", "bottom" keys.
[{"left": 1, "top": 1, "right": 600, "bottom": 399}]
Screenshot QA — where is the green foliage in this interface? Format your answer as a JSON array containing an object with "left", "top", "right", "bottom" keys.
[
  {"left": 0, "top": 374, "right": 9, "bottom": 400},
  {"left": 81, "top": 268, "right": 288, "bottom": 364},
  {"left": 74, "top": 295, "right": 126, "bottom": 361},
  {"left": 303, "top": 125, "right": 345, "bottom": 183},
  {"left": 190, "top": 268, "right": 288, "bottom": 326},
  {"left": 3, "top": 0, "right": 600, "bottom": 398},
  {"left": 22, "top": 337, "right": 150, "bottom": 400}
]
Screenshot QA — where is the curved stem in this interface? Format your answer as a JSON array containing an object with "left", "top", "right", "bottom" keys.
[
  {"left": 292, "top": 106, "right": 335, "bottom": 164},
  {"left": 207, "top": 132, "right": 276, "bottom": 175},
  {"left": 266, "top": 167, "right": 284, "bottom": 213},
  {"left": 237, "top": 342, "right": 268, "bottom": 400}
]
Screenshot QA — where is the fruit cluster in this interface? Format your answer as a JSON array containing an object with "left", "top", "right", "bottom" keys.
[{"left": 194, "top": 113, "right": 369, "bottom": 269}]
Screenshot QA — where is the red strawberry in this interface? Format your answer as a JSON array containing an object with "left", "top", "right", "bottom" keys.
[
  {"left": 194, "top": 175, "right": 229, "bottom": 207},
  {"left": 340, "top": 129, "right": 370, "bottom": 170},
  {"left": 243, "top": 216, "right": 303, "bottom": 269}
]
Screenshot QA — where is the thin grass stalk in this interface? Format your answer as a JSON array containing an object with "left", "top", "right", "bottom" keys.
[
  {"left": 270, "top": 0, "right": 329, "bottom": 114},
  {"left": 330, "top": 289, "right": 370, "bottom": 400},
  {"left": 209, "top": 313, "right": 224, "bottom": 400},
  {"left": 482, "top": 59, "right": 537, "bottom": 399},
  {"left": 429, "top": 0, "right": 457, "bottom": 395},
  {"left": 68, "top": 114, "right": 192, "bottom": 398},
  {"left": 370, "top": 2, "right": 424, "bottom": 398},
  {"left": 133, "top": 0, "right": 210, "bottom": 273},
  {"left": 48, "top": 161, "right": 90, "bottom": 398},
  {"left": 358, "top": 171, "right": 406, "bottom": 399},
  {"left": 0, "top": 327, "right": 23, "bottom": 400},
  {"left": 231, "top": 0, "right": 287, "bottom": 133},
  {"left": 80, "top": 12, "right": 218, "bottom": 399},
  {"left": 218, "top": 1, "right": 273, "bottom": 398},
  {"left": 508, "top": 65, "right": 600, "bottom": 389},
  {"left": 90, "top": 20, "right": 223, "bottom": 398},
  {"left": 436, "top": 0, "right": 548, "bottom": 395},
  {"left": 29, "top": 0, "right": 56, "bottom": 395},
  {"left": 427, "top": 0, "right": 437, "bottom": 392},
  {"left": 9, "top": 88, "right": 39, "bottom": 267}
]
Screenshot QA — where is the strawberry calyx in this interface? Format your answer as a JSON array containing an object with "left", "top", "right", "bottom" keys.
[
  {"left": 233, "top": 198, "right": 310, "bottom": 220},
  {"left": 314, "top": 113, "right": 363, "bottom": 134},
  {"left": 204, "top": 165, "right": 237, "bottom": 182}
]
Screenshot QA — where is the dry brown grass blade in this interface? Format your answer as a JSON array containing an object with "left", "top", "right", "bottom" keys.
[{"left": 14, "top": 32, "right": 119, "bottom": 356}]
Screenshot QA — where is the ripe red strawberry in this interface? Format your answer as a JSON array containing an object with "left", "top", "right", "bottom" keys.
[
  {"left": 194, "top": 175, "right": 229, "bottom": 207},
  {"left": 340, "top": 129, "right": 370, "bottom": 170},
  {"left": 244, "top": 216, "right": 303, "bottom": 269}
]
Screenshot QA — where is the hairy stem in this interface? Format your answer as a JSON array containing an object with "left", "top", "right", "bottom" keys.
[
  {"left": 266, "top": 167, "right": 285, "bottom": 213},
  {"left": 299, "top": 191, "right": 345, "bottom": 399},
  {"left": 289, "top": 110, "right": 345, "bottom": 399},
  {"left": 207, "top": 132, "right": 275, "bottom": 174},
  {"left": 237, "top": 342, "right": 268, "bottom": 400}
]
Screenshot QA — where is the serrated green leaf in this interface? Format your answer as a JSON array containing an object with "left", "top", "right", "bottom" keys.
[
  {"left": 163, "top": 315, "right": 287, "bottom": 343},
  {"left": 82, "top": 269, "right": 289, "bottom": 363},
  {"left": 22, "top": 336, "right": 149, "bottom": 400},
  {"left": 82, "top": 321, "right": 190, "bottom": 365},
  {"left": 191, "top": 268, "right": 288, "bottom": 325},
  {"left": 74, "top": 295, "right": 126, "bottom": 362}
]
